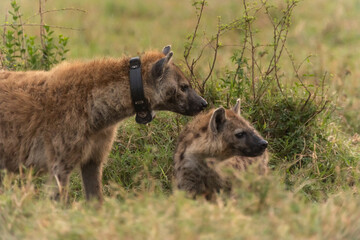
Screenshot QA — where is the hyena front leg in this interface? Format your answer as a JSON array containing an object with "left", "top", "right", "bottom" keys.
[
  {"left": 81, "top": 126, "right": 116, "bottom": 201},
  {"left": 81, "top": 159, "right": 103, "bottom": 201}
]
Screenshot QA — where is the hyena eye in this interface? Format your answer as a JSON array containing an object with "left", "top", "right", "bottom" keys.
[
  {"left": 235, "top": 131, "right": 246, "bottom": 139},
  {"left": 180, "top": 84, "right": 189, "bottom": 92}
]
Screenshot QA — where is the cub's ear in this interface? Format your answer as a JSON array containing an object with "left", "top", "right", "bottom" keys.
[
  {"left": 165, "top": 51, "right": 173, "bottom": 64},
  {"left": 209, "top": 107, "right": 226, "bottom": 133},
  {"left": 162, "top": 45, "right": 171, "bottom": 55},
  {"left": 152, "top": 51, "right": 173, "bottom": 78},
  {"left": 233, "top": 98, "right": 241, "bottom": 115}
]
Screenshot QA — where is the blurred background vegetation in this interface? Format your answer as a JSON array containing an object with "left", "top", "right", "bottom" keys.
[{"left": 1, "top": 0, "right": 360, "bottom": 239}]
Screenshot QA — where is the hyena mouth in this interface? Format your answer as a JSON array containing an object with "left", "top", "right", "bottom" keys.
[
  {"left": 184, "top": 108, "right": 204, "bottom": 116},
  {"left": 243, "top": 149, "right": 266, "bottom": 157},
  {"left": 185, "top": 96, "right": 208, "bottom": 116},
  {"left": 242, "top": 140, "right": 268, "bottom": 157}
]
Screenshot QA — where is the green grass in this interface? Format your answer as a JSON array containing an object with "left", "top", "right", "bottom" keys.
[{"left": 1, "top": 0, "right": 360, "bottom": 239}]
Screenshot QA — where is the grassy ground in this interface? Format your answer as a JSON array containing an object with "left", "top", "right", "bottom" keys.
[
  {"left": 1, "top": 173, "right": 360, "bottom": 240},
  {"left": 1, "top": 0, "right": 360, "bottom": 239}
]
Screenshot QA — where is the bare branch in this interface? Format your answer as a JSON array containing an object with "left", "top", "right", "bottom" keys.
[
  {"left": 24, "top": 8, "right": 86, "bottom": 23},
  {"left": 192, "top": 40, "right": 212, "bottom": 69},
  {"left": 232, "top": 27, "right": 248, "bottom": 84},
  {"left": 201, "top": 19, "right": 221, "bottom": 93},
  {"left": 184, "top": 0, "right": 206, "bottom": 79},
  {"left": 2, "top": 8, "right": 8, "bottom": 45},
  {"left": 39, "top": 0, "right": 45, "bottom": 51},
  {"left": 255, "top": 1, "right": 298, "bottom": 104},
  {"left": 284, "top": 46, "right": 312, "bottom": 110},
  {"left": 243, "top": 0, "right": 256, "bottom": 100},
  {"left": 0, "top": 23, "right": 83, "bottom": 31},
  {"left": 273, "top": 24, "right": 287, "bottom": 101}
]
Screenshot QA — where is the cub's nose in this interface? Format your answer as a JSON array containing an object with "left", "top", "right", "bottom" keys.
[{"left": 260, "top": 140, "right": 268, "bottom": 149}]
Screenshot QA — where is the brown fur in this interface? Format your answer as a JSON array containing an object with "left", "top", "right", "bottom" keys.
[
  {"left": 174, "top": 101, "right": 268, "bottom": 200},
  {"left": 0, "top": 46, "right": 207, "bottom": 201}
]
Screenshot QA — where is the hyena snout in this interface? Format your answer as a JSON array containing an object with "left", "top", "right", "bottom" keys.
[
  {"left": 184, "top": 89, "right": 208, "bottom": 116},
  {"left": 244, "top": 135, "right": 268, "bottom": 157},
  {"left": 259, "top": 139, "right": 268, "bottom": 149}
]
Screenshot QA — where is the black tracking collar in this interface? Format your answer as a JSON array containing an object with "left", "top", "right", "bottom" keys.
[{"left": 129, "top": 57, "right": 154, "bottom": 124}]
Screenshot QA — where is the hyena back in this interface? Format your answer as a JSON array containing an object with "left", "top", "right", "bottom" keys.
[
  {"left": 174, "top": 99, "right": 268, "bottom": 199},
  {"left": 0, "top": 45, "right": 207, "bottom": 201}
]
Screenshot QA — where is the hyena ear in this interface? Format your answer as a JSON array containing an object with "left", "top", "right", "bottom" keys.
[
  {"left": 165, "top": 51, "right": 173, "bottom": 64},
  {"left": 162, "top": 45, "right": 171, "bottom": 55},
  {"left": 152, "top": 51, "right": 173, "bottom": 78},
  {"left": 209, "top": 107, "right": 226, "bottom": 133},
  {"left": 233, "top": 98, "right": 241, "bottom": 115}
]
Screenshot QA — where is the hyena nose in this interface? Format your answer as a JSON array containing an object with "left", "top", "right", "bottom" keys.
[
  {"left": 200, "top": 98, "right": 208, "bottom": 109},
  {"left": 260, "top": 140, "right": 268, "bottom": 149}
]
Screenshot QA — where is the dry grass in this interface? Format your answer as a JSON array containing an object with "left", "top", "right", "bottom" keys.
[{"left": 1, "top": 171, "right": 360, "bottom": 240}]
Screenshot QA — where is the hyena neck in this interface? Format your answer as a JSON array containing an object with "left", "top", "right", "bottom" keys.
[
  {"left": 177, "top": 135, "right": 225, "bottom": 167},
  {"left": 174, "top": 140, "right": 215, "bottom": 182},
  {"left": 175, "top": 137, "right": 212, "bottom": 166},
  {"left": 85, "top": 52, "right": 164, "bottom": 131}
]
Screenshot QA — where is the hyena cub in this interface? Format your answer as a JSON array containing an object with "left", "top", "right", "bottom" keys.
[
  {"left": 174, "top": 99, "right": 268, "bottom": 199},
  {"left": 0, "top": 45, "right": 207, "bottom": 201}
]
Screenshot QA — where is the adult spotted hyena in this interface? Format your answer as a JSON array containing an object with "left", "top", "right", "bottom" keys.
[
  {"left": 174, "top": 99, "right": 268, "bottom": 199},
  {"left": 0, "top": 45, "right": 207, "bottom": 201}
]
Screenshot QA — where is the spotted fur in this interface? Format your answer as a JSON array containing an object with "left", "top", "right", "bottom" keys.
[{"left": 174, "top": 100, "right": 268, "bottom": 199}]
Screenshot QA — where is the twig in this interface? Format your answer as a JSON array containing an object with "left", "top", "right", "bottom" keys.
[
  {"left": 191, "top": 41, "right": 211, "bottom": 72},
  {"left": 0, "top": 23, "right": 83, "bottom": 31},
  {"left": 255, "top": 1, "right": 297, "bottom": 104},
  {"left": 243, "top": 0, "right": 256, "bottom": 100},
  {"left": 284, "top": 46, "right": 312, "bottom": 111},
  {"left": 201, "top": 19, "right": 221, "bottom": 93},
  {"left": 3, "top": 8, "right": 8, "bottom": 45},
  {"left": 184, "top": 0, "right": 206, "bottom": 80},
  {"left": 39, "top": 0, "right": 45, "bottom": 51},
  {"left": 273, "top": 26, "right": 286, "bottom": 101},
  {"left": 15, "top": 5, "right": 27, "bottom": 68},
  {"left": 303, "top": 100, "right": 330, "bottom": 126},
  {"left": 24, "top": 8, "right": 86, "bottom": 23},
  {"left": 232, "top": 27, "right": 248, "bottom": 87},
  {"left": 264, "top": 1, "right": 296, "bottom": 77}
]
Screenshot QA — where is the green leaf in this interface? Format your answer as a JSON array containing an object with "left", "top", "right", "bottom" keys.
[{"left": 43, "top": 25, "right": 50, "bottom": 32}]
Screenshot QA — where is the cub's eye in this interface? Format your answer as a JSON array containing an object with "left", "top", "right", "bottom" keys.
[
  {"left": 235, "top": 131, "right": 246, "bottom": 139},
  {"left": 180, "top": 85, "right": 189, "bottom": 92}
]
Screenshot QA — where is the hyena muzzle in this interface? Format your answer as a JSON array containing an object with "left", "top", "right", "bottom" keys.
[
  {"left": 174, "top": 99, "right": 268, "bottom": 199},
  {"left": 0, "top": 45, "right": 207, "bottom": 201}
]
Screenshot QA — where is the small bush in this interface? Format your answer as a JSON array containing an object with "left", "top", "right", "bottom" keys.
[
  {"left": 1, "top": 0, "right": 69, "bottom": 70},
  {"left": 183, "top": 0, "right": 359, "bottom": 200}
]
